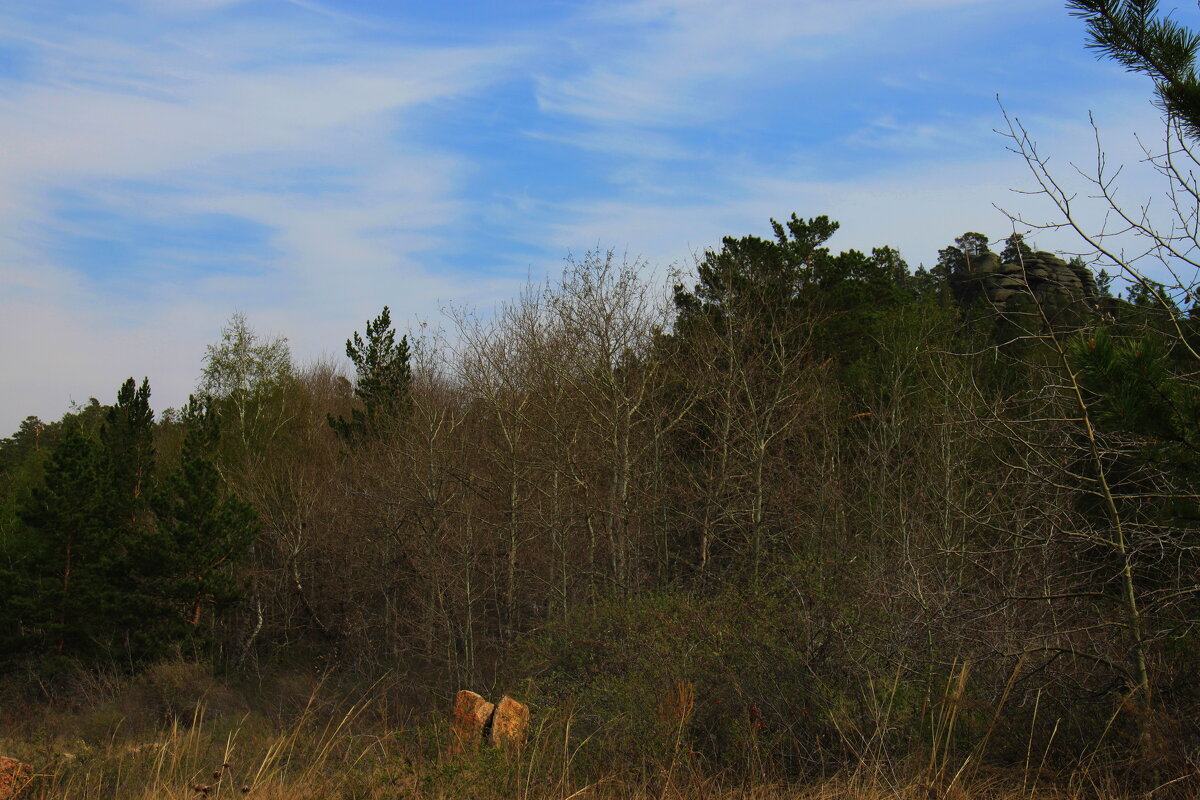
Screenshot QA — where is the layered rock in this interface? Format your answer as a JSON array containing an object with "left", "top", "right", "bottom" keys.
[{"left": 951, "top": 250, "right": 1098, "bottom": 310}]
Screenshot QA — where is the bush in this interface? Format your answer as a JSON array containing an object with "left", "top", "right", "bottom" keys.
[{"left": 514, "top": 580, "right": 879, "bottom": 781}]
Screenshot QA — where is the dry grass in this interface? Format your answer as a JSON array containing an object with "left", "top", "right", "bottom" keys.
[{"left": 0, "top": 671, "right": 1149, "bottom": 800}]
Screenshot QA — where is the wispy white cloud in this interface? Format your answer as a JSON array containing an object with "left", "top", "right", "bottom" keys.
[
  {"left": 0, "top": 0, "right": 1181, "bottom": 434},
  {"left": 842, "top": 113, "right": 993, "bottom": 153},
  {"left": 0, "top": 4, "right": 523, "bottom": 425},
  {"left": 535, "top": 91, "right": 1168, "bottom": 279},
  {"left": 535, "top": 0, "right": 1014, "bottom": 128}
]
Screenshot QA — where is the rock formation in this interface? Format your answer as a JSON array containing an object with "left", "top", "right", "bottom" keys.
[
  {"left": 450, "top": 690, "right": 495, "bottom": 753},
  {"left": 490, "top": 696, "right": 530, "bottom": 752},
  {"left": 951, "top": 249, "right": 1098, "bottom": 311},
  {"left": 0, "top": 757, "right": 32, "bottom": 800},
  {"left": 448, "top": 690, "right": 529, "bottom": 755}
]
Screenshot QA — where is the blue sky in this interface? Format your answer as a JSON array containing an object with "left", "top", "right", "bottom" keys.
[{"left": 0, "top": 0, "right": 1188, "bottom": 430}]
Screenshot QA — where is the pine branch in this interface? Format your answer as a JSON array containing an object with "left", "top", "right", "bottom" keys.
[{"left": 1068, "top": 0, "right": 1200, "bottom": 141}]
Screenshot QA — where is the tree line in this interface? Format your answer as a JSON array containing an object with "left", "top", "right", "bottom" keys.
[
  {"left": 5, "top": 1, "right": 1200, "bottom": 783},
  {"left": 3, "top": 214, "right": 1199, "bottom": 781}
]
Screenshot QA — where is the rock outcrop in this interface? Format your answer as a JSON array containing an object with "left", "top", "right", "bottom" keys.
[
  {"left": 0, "top": 757, "right": 32, "bottom": 800},
  {"left": 448, "top": 690, "right": 529, "bottom": 755},
  {"left": 951, "top": 250, "right": 1098, "bottom": 310},
  {"left": 490, "top": 696, "right": 530, "bottom": 752},
  {"left": 450, "top": 690, "right": 495, "bottom": 753}
]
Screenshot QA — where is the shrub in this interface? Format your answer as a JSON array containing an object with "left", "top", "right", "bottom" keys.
[{"left": 514, "top": 580, "right": 879, "bottom": 781}]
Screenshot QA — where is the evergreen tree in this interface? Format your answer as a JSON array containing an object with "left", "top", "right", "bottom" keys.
[
  {"left": 100, "top": 378, "right": 155, "bottom": 521},
  {"left": 674, "top": 214, "right": 840, "bottom": 339},
  {"left": 936, "top": 231, "right": 989, "bottom": 279},
  {"left": 1068, "top": 0, "right": 1200, "bottom": 142},
  {"left": 11, "top": 421, "right": 105, "bottom": 658},
  {"left": 2, "top": 380, "right": 258, "bottom": 666},
  {"left": 1000, "top": 232, "right": 1034, "bottom": 264},
  {"left": 1072, "top": 327, "right": 1199, "bottom": 451},
  {"left": 0, "top": 417, "right": 51, "bottom": 474},
  {"left": 91, "top": 378, "right": 166, "bottom": 653},
  {"left": 1126, "top": 277, "right": 1172, "bottom": 308},
  {"left": 151, "top": 398, "right": 256, "bottom": 634},
  {"left": 0, "top": 417, "right": 55, "bottom": 559},
  {"left": 674, "top": 213, "right": 917, "bottom": 367},
  {"left": 329, "top": 306, "right": 413, "bottom": 442}
]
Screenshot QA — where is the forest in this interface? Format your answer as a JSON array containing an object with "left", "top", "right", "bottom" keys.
[
  {"left": 2, "top": 218, "right": 1196, "bottom": 798},
  {"left": 3, "top": 2, "right": 1200, "bottom": 799}
]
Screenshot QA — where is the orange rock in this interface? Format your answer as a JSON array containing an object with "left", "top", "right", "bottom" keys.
[
  {"left": 0, "top": 757, "right": 32, "bottom": 800},
  {"left": 449, "top": 690, "right": 495, "bottom": 753},
  {"left": 489, "top": 696, "right": 530, "bottom": 751}
]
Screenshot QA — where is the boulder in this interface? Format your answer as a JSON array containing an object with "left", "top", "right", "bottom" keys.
[
  {"left": 489, "top": 696, "right": 530, "bottom": 752},
  {"left": 1071, "top": 261, "right": 1099, "bottom": 296},
  {"left": 449, "top": 690, "right": 495, "bottom": 753},
  {"left": 0, "top": 757, "right": 32, "bottom": 800},
  {"left": 965, "top": 252, "right": 1001, "bottom": 273}
]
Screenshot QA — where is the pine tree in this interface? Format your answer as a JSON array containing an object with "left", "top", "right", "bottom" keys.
[
  {"left": 100, "top": 377, "right": 155, "bottom": 521},
  {"left": 329, "top": 306, "right": 413, "bottom": 442},
  {"left": 151, "top": 398, "right": 256, "bottom": 634},
  {"left": 1068, "top": 0, "right": 1200, "bottom": 142},
  {"left": 12, "top": 421, "right": 105, "bottom": 658},
  {"left": 1000, "top": 232, "right": 1034, "bottom": 265},
  {"left": 936, "top": 231, "right": 989, "bottom": 279}
]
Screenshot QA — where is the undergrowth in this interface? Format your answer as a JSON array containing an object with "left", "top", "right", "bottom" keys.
[{"left": 0, "top": 660, "right": 1174, "bottom": 800}]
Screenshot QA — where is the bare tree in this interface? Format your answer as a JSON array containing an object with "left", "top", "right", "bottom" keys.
[{"left": 966, "top": 106, "right": 1200, "bottom": 752}]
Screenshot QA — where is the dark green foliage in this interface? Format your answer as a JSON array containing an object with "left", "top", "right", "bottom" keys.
[
  {"left": 1068, "top": 0, "right": 1200, "bottom": 142},
  {"left": 329, "top": 305, "right": 413, "bottom": 442},
  {"left": 674, "top": 213, "right": 919, "bottom": 367},
  {"left": 936, "top": 231, "right": 989, "bottom": 278},
  {"left": 1071, "top": 327, "right": 1200, "bottom": 487},
  {"left": 6, "top": 383, "right": 165, "bottom": 663},
  {"left": 999, "top": 232, "right": 1033, "bottom": 265},
  {"left": 809, "top": 244, "right": 917, "bottom": 364},
  {"left": 1125, "top": 277, "right": 1172, "bottom": 308},
  {"left": 6, "top": 421, "right": 104, "bottom": 659},
  {"left": 0, "top": 417, "right": 56, "bottom": 560},
  {"left": 97, "top": 378, "right": 156, "bottom": 568},
  {"left": 0, "top": 380, "right": 253, "bottom": 669},
  {"left": 102, "top": 378, "right": 155, "bottom": 505},
  {"left": 150, "top": 398, "right": 256, "bottom": 634},
  {"left": 673, "top": 214, "right": 836, "bottom": 335},
  {"left": 0, "top": 417, "right": 53, "bottom": 475}
]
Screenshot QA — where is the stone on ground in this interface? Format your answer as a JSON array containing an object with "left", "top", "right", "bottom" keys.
[
  {"left": 450, "top": 690, "right": 495, "bottom": 753},
  {"left": 0, "top": 757, "right": 32, "bottom": 800},
  {"left": 490, "top": 695, "right": 530, "bottom": 751}
]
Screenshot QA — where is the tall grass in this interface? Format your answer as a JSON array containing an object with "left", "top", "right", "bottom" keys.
[{"left": 0, "top": 667, "right": 1155, "bottom": 800}]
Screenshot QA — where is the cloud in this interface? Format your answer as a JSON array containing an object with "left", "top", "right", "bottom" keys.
[
  {"left": 0, "top": 0, "right": 1182, "bottom": 434},
  {"left": 0, "top": 3, "right": 522, "bottom": 427},
  {"left": 532, "top": 91, "right": 1170, "bottom": 281},
  {"left": 843, "top": 113, "right": 993, "bottom": 153},
  {"left": 535, "top": 0, "right": 1016, "bottom": 128}
]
